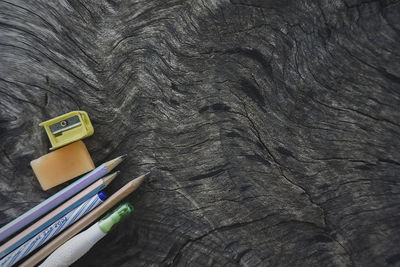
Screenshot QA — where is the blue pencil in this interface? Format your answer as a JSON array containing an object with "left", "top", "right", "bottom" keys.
[
  {"left": 0, "top": 192, "right": 108, "bottom": 267},
  {"left": 0, "top": 172, "right": 119, "bottom": 259},
  {"left": 0, "top": 155, "right": 125, "bottom": 243}
]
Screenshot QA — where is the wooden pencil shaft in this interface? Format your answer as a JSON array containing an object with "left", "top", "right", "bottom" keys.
[
  {"left": 19, "top": 174, "right": 146, "bottom": 267},
  {"left": 1, "top": 173, "right": 117, "bottom": 256},
  {"left": 0, "top": 179, "right": 104, "bottom": 258},
  {"left": 0, "top": 156, "right": 124, "bottom": 244}
]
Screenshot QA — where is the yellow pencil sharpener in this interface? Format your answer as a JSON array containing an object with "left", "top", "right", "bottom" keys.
[{"left": 40, "top": 111, "right": 94, "bottom": 150}]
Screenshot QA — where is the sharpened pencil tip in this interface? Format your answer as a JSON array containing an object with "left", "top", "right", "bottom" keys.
[
  {"left": 130, "top": 172, "right": 149, "bottom": 188},
  {"left": 103, "top": 171, "right": 119, "bottom": 186},
  {"left": 104, "top": 155, "right": 127, "bottom": 172},
  {"left": 144, "top": 167, "right": 156, "bottom": 176}
]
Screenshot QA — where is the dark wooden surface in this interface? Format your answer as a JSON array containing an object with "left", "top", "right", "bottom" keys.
[{"left": 1, "top": 0, "right": 400, "bottom": 266}]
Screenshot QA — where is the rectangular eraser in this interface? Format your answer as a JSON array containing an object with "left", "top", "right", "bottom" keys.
[{"left": 30, "top": 140, "right": 95, "bottom": 190}]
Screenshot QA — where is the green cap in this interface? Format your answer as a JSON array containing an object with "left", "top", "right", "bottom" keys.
[{"left": 98, "top": 203, "right": 133, "bottom": 233}]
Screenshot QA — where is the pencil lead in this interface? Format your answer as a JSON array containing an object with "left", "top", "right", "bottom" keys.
[{"left": 144, "top": 167, "right": 156, "bottom": 176}]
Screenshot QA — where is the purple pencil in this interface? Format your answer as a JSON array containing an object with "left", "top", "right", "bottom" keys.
[{"left": 0, "top": 155, "right": 126, "bottom": 243}]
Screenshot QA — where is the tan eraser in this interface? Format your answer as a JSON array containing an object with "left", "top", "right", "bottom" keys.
[{"left": 30, "top": 140, "right": 95, "bottom": 190}]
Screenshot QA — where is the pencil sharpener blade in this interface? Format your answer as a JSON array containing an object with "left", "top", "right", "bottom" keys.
[
  {"left": 49, "top": 115, "right": 81, "bottom": 134},
  {"left": 39, "top": 111, "right": 94, "bottom": 150}
]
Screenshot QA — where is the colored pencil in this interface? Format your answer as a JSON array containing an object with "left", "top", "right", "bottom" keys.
[
  {"left": 19, "top": 172, "right": 150, "bottom": 267},
  {"left": 0, "top": 192, "right": 108, "bottom": 267},
  {"left": 0, "top": 155, "right": 126, "bottom": 243},
  {"left": 0, "top": 172, "right": 118, "bottom": 258}
]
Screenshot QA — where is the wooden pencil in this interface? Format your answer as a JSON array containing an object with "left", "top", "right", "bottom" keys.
[
  {"left": 0, "top": 155, "right": 126, "bottom": 244},
  {"left": 19, "top": 172, "right": 150, "bottom": 267},
  {"left": 0, "top": 172, "right": 119, "bottom": 259}
]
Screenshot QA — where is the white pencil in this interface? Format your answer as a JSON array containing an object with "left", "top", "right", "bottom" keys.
[{"left": 39, "top": 203, "right": 133, "bottom": 267}]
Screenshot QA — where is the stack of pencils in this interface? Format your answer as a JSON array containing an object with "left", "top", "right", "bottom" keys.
[{"left": 0, "top": 155, "right": 149, "bottom": 267}]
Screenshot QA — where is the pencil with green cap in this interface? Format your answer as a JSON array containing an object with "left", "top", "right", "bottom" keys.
[
  {"left": 20, "top": 171, "right": 150, "bottom": 267},
  {"left": 40, "top": 203, "right": 134, "bottom": 267},
  {"left": 0, "top": 191, "right": 109, "bottom": 267},
  {"left": 0, "top": 155, "right": 126, "bottom": 243},
  {"left": 0, "top": 172, "right": 120, "bottom": 259}
]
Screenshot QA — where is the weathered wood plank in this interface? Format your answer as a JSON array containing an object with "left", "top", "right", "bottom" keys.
[{"left": 0, "top": 0, "right": 399, "bottom": 266}]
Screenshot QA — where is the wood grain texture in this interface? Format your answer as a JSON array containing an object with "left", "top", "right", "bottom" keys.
[{"left": 0, "top": 0, "right": 399, "bottom": 266}]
